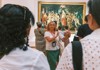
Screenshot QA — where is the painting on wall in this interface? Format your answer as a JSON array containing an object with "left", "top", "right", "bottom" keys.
[{"left": 38, "top": 1, "right": 86, "bottom": 33}]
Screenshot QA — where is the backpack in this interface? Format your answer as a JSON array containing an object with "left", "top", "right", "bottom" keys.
[{"left": 71, "top": 41, "right": 83, "bottom": 70}]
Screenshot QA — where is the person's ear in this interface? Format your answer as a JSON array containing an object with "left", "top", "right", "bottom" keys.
[
  {"left": 88, "top": 14, "right": 99, "bottom": 30},
  {"left": 88, "top": 14, "right": 94, "bottom": 30},
  {"left": 88, "top": 14, "right": 93, "bottom": 25}
]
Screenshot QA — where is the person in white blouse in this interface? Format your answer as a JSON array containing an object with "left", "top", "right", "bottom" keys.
[
  {"left": 44, "top": 21, "right": 60, "bottom": 70},
  {"left": 56, "top": 0, "right": 100, "bottom": 70},
  {"left": 0, "top": 4, "right": 50, "bottom": 70}
]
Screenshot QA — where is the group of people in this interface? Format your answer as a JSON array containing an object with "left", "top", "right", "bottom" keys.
[
  {"left": 0, "top": 0, "right": 100, "bottom": 70},
  {"left": 34, "top": 21, "right": 71, "bottom": 70}
]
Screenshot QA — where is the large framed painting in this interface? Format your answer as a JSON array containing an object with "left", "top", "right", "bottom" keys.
[{"left": 38, "top": 1, "right": 86, "bottom": 33}]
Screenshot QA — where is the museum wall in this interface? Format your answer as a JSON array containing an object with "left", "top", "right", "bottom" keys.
[
  {"left": 0, "top": 0, "right": 1, "bottom": 7},
  {"left": 1, "top": 0, "right": 89, "bottom": 47}
]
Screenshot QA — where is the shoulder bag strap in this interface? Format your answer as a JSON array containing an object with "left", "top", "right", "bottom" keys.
[{"left": 71, "top": 41, "right": 83, "bottom": 70}]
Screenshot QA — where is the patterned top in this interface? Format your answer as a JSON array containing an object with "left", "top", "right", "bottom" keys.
[{"left": 56, "top": 28, "right": 100, "bottom": 70}]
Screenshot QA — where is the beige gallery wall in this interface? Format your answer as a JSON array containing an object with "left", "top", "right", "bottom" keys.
[{"left": 0, "top": 0, "right": 1, "bottom": 7}]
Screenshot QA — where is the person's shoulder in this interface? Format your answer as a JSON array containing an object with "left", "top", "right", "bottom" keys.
[
  {"left": 40, "top": 28, "right": 45, "bottom": 32},
  {"left": 82, "top": 24, "right": 88, "bottom": 28},
  {"left": 10, "top": 47, "right": 44, "bottom": 58},
  {"left": 45, "top": 31, "right": 50, "bottom": 34},
  {"left": 45, "top": 31, "right": 49, "bottom": 32},
  {"left": 79, "top": 24, "right": 87, "bottom": 28},
  {"left": 78, "top": 24, "right": 84, "bottom": 30},
  {"left": 28, "top": 47, "right": 44, "bottom": 56},
  {"left": 80, "top": 33, "right": 92, "bottom": 43},
  {"left": 63, "top": 43, "right": 72, "bottom": 53},
  {"left": 78, "top": 24, "right": 88, "bottom": 32},
  {"left": 83, "top": 24, "right": 88, "bottom": 26},
  {"left": 40, "top": 28, "right": 44, "bottom": 30},
  {"left": 3, "top": 47, "right": 45, "bottom": 64}
]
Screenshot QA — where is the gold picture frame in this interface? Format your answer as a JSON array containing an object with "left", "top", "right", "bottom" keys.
[{"left": 38, "top": 1, "right": 86, "bottom": 33}]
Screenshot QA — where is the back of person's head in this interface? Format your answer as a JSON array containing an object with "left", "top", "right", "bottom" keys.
[
  {"left": 88, "top": 0, "right": 100, "bottom": 26},
  {"left": 0, "top": 4, "right": 35, "bottom": 55},
  {"left": 36, "top": 22, "right": 42, "bottom": 28}
]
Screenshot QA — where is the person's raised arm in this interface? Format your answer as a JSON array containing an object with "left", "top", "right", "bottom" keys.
[{"left": 44, "top": 31, "right": 59, "bottom": 42}]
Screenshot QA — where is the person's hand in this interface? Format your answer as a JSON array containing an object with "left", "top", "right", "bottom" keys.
[{"left": 64, "top": 31, "right": 71, "bottom": 39}]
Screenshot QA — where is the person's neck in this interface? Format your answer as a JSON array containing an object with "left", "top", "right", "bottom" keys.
[{"left": 49, "top": 30, "right": 55, "bottom": 33}]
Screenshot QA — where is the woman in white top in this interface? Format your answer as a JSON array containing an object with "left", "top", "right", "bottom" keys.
[
  {"left": 56, "top": 0, "right": 100, "bottom": 70},
  {"left": 0, "top": 4, "right": 50, "bottom": 70},
  {"left": 44, "top": 21, "right": 60, "bottom": 70}
]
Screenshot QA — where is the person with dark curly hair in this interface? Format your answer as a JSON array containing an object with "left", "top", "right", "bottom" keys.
[{"left": 0, "top": 4, "right": 50, "bottom": 70}]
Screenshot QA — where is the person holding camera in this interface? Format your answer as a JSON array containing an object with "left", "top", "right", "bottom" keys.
[{"left": 44, "top": 21, "right": 60, "bottom": 70}]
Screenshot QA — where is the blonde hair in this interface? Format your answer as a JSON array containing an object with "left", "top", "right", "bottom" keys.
[{"left": 47, "top": 21, "right": 56, "bottom": 31}]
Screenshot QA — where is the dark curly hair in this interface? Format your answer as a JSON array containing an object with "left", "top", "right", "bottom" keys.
[{"left": 0, "top": 4, "right": 35, "bottom": 55}]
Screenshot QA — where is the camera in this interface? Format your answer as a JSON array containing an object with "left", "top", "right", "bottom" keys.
[{"left": 52, "top": 41, "right": 56, "bottom": 47}]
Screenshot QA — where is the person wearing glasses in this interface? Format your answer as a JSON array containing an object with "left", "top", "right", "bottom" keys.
[
  {"left": 0, "top": 4, "right": 50, "bottom": 70},
  {"left": 56, "top": 0, "right": 100, "bottom": 70}
]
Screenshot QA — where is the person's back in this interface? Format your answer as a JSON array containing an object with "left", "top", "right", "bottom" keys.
[
  {"left": 34, "top": 22, "right": 46, "bottom": 53},
  {"left": 56, "top": 30, "right": 100, "bottom": 70},
  {"left": 56, "top": 0, "right": 100, "bottom": 70},
  {"left": 34, "top": 28, "right": 45, "bottom": 41},
  {"left": 0, "top": 4, "right": 50, "bottom": 70},
  {"left": 0, "top": 47, "right": 49, "bottom": 70}
]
